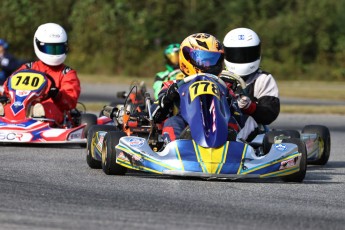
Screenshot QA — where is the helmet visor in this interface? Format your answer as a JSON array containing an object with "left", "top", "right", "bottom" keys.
[
  {"left": 166, "top": 51, "right": 179, "bottom": 66},
  {"left": 35, "top": 38, "right": 67, "bottom": 55},
  {"left": 224, "top": 44, "right": 260, "bottom": 64},
  {"left": 183, "top": 46, "right": 224, "bottom": 70}
]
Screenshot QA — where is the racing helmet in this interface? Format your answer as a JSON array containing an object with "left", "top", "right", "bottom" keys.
[
  {"left": 179, "top": 33, "right": 224, "bottom": 76},
  {"left": 164, "top": 43, "right": 180, "bottom": 69},
  {"left": 223, "top": 28, "right": 261, "bottom": 76},
  {"left": 0, "top": 39, "right": 9, "bottom": 50},
  {"left": 33, "top": 23, "right": 68, "bottom": 66}
]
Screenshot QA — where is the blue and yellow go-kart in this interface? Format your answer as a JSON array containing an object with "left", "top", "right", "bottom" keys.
[{"left": 87, "top": 73, "right": 307, "bottom": 182}]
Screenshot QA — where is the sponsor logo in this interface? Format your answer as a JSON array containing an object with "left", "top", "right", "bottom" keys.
[
  {"left": 238, "top": 34, "right": 245, "bottom": 40},
  {"left": 275, "top": 143, "right": 287, "bottom": 151},
  {"left": 117, "top": 151, "right": 128, "bottom": 161},
  {"left": 132, "top": 154, "right": 143, "bottom": 162},
  {"left": 279, "top": 157, "right": 297, "bottom": 170},
  {"left": 69, "top": 133, "right": 81, "bottom": 139},
  {"left": 129, "top": 138, "right": 145, "bottom": 147},
  {"left": 13, "top": 101, "right": 23, "bottom": 107},
  {"left": 0, "top": 132, "right": 24, "bottom": 141},
  {"left": 16, "top": 90, "right": 30, "bottom": 96}
]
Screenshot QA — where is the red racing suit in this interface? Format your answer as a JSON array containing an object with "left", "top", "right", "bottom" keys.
[{"left": 3, "top": 60, "right": 81, "bottom": 124}]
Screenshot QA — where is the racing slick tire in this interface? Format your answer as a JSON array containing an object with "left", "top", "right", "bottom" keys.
[
  {"left": 263, "top": 130, "right": 301, "bottom": 154},
  {"left": 80, "top": 113, "right": 98, "bottom": 138},
  {"left": 301, "top": 125, "right": 331, "bottom": 165},
  {"left": 281, "top": 138, "right": 307, "bottom": 183},
  {"left": 86, "top": 125, "right": 118, "bottom": 169},
  {"left": 102, "top": 131, "right": 127, "bottom": 175}
]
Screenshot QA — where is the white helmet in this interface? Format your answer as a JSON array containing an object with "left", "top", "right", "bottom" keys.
[
  {"left": 223, "top": 28, "right": 261, "bottom": 76},
  {"left": 33, "top": 23, "right": 68, "bottom": 66}
]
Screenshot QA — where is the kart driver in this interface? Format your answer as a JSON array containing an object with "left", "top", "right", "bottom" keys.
[
  {"left": 152, "top": 33, "right": 225, "bottom": 143},
  {"left": 221, "top": 28, "right": 280, "bottom": 141},
  {"left": 1, "top": 23, "right": 81, "bottom": 125},
  {"left": 152, "top": 43, "right": 184, "bottom": 100}
]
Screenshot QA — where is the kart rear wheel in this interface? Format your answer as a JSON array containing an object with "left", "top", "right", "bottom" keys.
[
  {"left": 302, "top": 125, "right": 331, "bottom": 165},
  {"left": 86, "top": 125, "right": 118, "bottom": 169},
  {"left": 80, "top": 113, "right": 98, "bottom": 138},
  {"left": 102, "top": 131, "right": 127, "bottom": 175},
  {"left": 263, "top": 130, "right": 300, "bottom": 154},
  {"left": 281, "top": 138, "right": 307, "bottom": 183}
]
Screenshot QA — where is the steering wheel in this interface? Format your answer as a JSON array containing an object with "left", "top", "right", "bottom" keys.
[{"left": 220, "top": 70, "right": 248, "bottom": 96}]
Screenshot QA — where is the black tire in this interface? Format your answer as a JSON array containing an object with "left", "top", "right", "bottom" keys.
[
  {"left": 281, "top": 138, "right": 307, "bottom": 183},
  {"left": 80, "top": 113, "right": 98, "bottom": 138},
  {"left": 102, "top": 131, "right": 127, "bottom": 175},
  {"left": 263, "top": 130, "right": 300, "bottom": 154},
  {"left": 302, "top": 125, "right": 331, "bottom": 165},
  {"left": 86, "top": 125, "right": 118, "bottom": 169}
]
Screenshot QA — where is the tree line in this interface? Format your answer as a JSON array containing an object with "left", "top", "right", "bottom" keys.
[{"left": 1, "top": 0, "right": 344, "bottom": 81}]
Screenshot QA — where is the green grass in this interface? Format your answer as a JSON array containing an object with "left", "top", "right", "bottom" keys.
[{"left": 278, "top": 80, "right": 345, "bottom": 101}]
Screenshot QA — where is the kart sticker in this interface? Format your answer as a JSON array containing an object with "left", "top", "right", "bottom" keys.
[
  {"left": 279, "top": 157, "right": 297, "bottom": 170},
  {"left": 274, "top": 143, "right": 287, "bottom": 151},
  {"left": 189, "top": 81, "right": 220, "bottom": 102},
  {"left": 0, "top": 131, "right": 32, "bottom": 141},
  {"left": 129, "top": 138, "right": 145, "bottom": 147},
  {"left": 10, "top": 72, "right": 46, "bottom": 91}
]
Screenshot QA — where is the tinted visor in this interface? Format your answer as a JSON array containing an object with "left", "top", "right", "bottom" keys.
[
  {"left": 166, "top": 51, "right": 179, "bottom": 66},
  {"left": 224, "top": 44, "right": 260, "bottom": 63},
  {"left": 35, "top": 38, "right": 67, "bottom": 55},
  {"left": 183, "top": 46, "right": 224, "bottom": 74}
]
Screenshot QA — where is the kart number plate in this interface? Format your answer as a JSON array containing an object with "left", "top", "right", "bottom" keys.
[
  {"left": 11, "top": 72, "right": 46, "bottom": 91},
  {"left": 189, "top": 81, "right": 220, "bottom": 102}
]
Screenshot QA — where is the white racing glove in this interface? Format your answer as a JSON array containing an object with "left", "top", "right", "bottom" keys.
[{"left": 237, "top": 95, "right": 251, "bottom": 109}]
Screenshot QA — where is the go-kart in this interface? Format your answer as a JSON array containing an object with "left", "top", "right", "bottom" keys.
[
  {"left": 109, "top": 80, "right": 148, "bottom": 111},
  {"left": 0, "top": 69, "right": 111, "bottom": 145},
  {"left": 220, "top": 70, "right": 331, "bottom": 166},
  {"left": 87, "top": 73, "right": 307, "bottom": 182}
]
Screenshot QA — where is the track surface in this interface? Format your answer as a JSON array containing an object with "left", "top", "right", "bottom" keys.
[{"left": 0, "top": 114, "right": 344, "bottom": 230}]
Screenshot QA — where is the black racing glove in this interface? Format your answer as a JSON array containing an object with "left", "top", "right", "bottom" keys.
[
  {"left": 159, "top": 83, "right": 179, "bottom": 108},
  {"left": 48, "top": 86, "right": 59, "bottom": 99}
]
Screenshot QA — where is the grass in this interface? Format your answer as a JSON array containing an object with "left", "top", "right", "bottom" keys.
[
  {"left": 278, "top": 80, "right": 345, "bottom": 101},
  {"left": 79, "top": 74, "right": 345, "bottom": 114},
  {"left": 281, "top": 105, "right": 345, "bottom": 115}
]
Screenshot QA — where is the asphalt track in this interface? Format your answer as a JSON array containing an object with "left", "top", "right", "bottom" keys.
[{"left": 0, "top": 84, "right": 344, "bottom": 230}]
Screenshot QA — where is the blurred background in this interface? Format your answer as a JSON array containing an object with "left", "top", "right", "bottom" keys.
[{"left": 0, "top": 0, "right": 344, "bottom": 81}]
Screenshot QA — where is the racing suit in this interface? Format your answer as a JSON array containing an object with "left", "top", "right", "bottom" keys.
[
  {"left": 152, "top": 78, "right": 239, "bottom": 143},
  {"left": 222, "top": 69, "right": 280, "bottom": 141},
  {"left": 152, "top": 64, "right": 181, "bottom": 100},
  {"left": 3, "top": 60, "right": 81, "bottom": 124}
]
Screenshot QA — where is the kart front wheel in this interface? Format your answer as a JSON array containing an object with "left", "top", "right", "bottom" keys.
[
  {"left": 302, "top": 125, "right": 331, "bottom": 165},
  {"left": 102, "top": 131, "right": 127, "bottom": 175},
  {"left": 281, "top": 138, "right": 307, "bottom": 183},
  {"left": 86, "top": 125, "right": 118, "bottom": 169}
]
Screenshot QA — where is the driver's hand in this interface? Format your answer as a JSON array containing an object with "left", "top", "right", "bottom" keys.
[
  {"left": 160, "top": 83, "right": 178, "bottom": 108},
  {"left": 237, "top": 95, "right": 251, "bottom": 109},
  {"left": 48, "top": 86, "right": 59, "bottom": 99},
  {"left": 165, "top": 83, "right": 178, "bottom": 101}
]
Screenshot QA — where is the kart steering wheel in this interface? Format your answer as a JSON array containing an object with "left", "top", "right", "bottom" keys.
[{"left": 220, "top": 70, "right": 248, "bottom": 96}]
